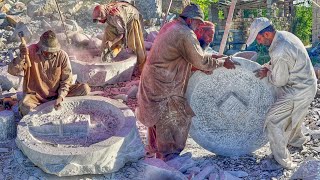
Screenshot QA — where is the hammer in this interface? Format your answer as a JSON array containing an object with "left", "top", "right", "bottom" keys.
[{"left": 18, "top": 31, "right": 32, "bottom": 68}]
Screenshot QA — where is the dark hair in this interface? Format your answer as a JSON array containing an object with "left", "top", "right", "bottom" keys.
[
  {"left": 258, "top": 25, "right": 275, "bottom": 35},
  {"left": 180, "top": 16, "right": 188, "bottom": 21}
]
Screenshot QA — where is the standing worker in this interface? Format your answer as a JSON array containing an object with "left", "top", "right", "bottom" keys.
[
  {"left": 92, "top": 1, "right": 146, "bottom": 72},
  {"left": 247, "top": 17, "right": 317, "bottom": 169},
  {"left": 136, "top": 3, "right": 237, "bottom": 161}
]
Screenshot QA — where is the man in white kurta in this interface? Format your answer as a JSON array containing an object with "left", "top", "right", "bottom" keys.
[{"left": 246, "top": 17, "right": 317, "bottom": 169}]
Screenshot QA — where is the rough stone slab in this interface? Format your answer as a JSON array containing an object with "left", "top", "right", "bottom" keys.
[
  {"left": 290, "top": 160, "right": 320, "bottom": 180},
  {"left": 135, "top": 0, "right": 162, "bottom": 21},
  {"left": 186, "top": 57, "right": 275, "bottom": 156},
  {"left": 0, "top": 66, "right": 23, "bottom": 91},
  {"left": 16, "top": 96, "right": 144, "bottom": 176},
  {"left": 0, "top": 110, "right": 16, "bottom": 141},
  {"left": 140, "top": 158, "right": 187, "bottom": 180},
  {"left": 71, "top": 53, "right": 137, "bottom": 86}
]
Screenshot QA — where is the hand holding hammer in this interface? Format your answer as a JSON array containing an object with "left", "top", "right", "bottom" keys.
[{"left": 18, "top": 31, "right": 32, "bottom": 68}]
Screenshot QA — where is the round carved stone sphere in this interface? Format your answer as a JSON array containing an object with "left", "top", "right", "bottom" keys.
[{"left": 186, "top": 57, "right": 275, "bottom": 156}]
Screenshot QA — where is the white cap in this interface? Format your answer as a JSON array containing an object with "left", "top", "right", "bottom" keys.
[{"left": 246, "top": 17, "right": 271, "bottom": 46}]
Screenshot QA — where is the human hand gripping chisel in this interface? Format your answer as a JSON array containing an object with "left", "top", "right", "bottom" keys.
[{"left": 18, "top": 31, "right": 32, "bottom": 68}]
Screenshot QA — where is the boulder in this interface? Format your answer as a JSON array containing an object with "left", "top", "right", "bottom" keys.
[
  {"left": 185, "top": 57, "right": 275, "bottom": 156},
  {"left": 0, "top": 66, "right": 23, "bottom": 91}
]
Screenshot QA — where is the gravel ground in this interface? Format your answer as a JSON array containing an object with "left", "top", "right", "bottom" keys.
[
  {"left": 1, "top": 73, "right": 320, "bottom": 179},
  {"left": 1, "top": 1, "right": 320, "bottom": 179}
]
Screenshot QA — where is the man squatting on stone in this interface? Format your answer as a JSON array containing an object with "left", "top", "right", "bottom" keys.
[
  {"left": 92, "top": 1, "right": 146, "bottom": 72},
  {"left": 8, "top": 30, "right": 91, "bottom": 117},
  {"left": 137, "top": 3, "right": 238, "bottom": 161},
  {"left": 247, "top": 17, "right": 317, "bottom": 169}
]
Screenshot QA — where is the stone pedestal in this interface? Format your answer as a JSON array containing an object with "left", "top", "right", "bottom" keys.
[
  {"left": 0, "top": 110, "right": 16, "bottom": 141},
  {"left": 186, "top": 57, "right": 275, "bottom": 156},
  {"left": 16, "top": 96, "right": 144, "bottom": 176}
]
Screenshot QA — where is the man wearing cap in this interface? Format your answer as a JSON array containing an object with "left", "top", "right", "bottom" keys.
[
  {"left": 136, "top": 3, "right": 237, "bottom": 161},
  {"left": 247, "top": 17, "right": 317, "bottom": 169},
  {"left": 92, "top": 2, "right": 146, "bottom": 71},
  {"left": 8, "top": 30, "right": 91, "bottom": 117}
]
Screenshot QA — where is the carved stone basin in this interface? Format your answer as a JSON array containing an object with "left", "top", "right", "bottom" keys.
[
  {"left": 70, "top": 51, "right": 137, "bottom": 86},
  {"left": 16, "top": 96, "right": 144, "bottom": 176}
]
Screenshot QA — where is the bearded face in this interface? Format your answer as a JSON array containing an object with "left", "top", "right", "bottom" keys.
[
  {"left": 41, "top": 51, "right": 56, "bottom": 60},
  {"left": 186, "top": 19, "right": 203, "bottom": 31}
]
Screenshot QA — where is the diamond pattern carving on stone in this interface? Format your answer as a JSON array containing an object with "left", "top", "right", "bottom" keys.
[
  {"left": 217, "top": 92, "right": 248, "bottom": 121},
  {"left": 186, "top": 57, "right": 275, "bottom": 156}
]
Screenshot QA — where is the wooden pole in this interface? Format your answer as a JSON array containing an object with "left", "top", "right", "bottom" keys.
[
  {"left": 161, "top": 0, "right": 173, "bottom": 27},
  {"left": 218, "top": 0, "right": 237, "bottom": 55},
  {"left": 54, "top": 0, "right": 71, "bottom": 45}
]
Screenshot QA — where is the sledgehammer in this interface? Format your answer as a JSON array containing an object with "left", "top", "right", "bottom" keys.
[{"left": 18, "top": 31, "right": 32, "bottom": 68}]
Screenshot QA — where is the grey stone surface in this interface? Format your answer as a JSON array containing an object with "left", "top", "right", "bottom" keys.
[
  {"left": 185, "top": 57, "right": 275, "bottom": 156},
  {"left": 135, "top": 0, "right": 162, "bottom": 22},
  {"left": 0, "top": 110, "right": 16, "bottom": 141},
  {"left": 232, "top": 51, "right": 258, "bottom": 62},
  {"left": 0, "top": 66, "right": 23, "bottom": 91},
  {"left": 16, "top": 96, "right": 144, "bottom": 176},
  {"left": 290, "top": 160, "right": 320, "bottom": 180},
  {"left": 71, "top": 52, "right": 137, "bottom": 86},
  {"left": 26, "top": 0, "right": 57, "bottom": 18}
]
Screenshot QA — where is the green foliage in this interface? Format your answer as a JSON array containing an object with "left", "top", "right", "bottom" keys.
[
  {"left": 243, "top": 9, "right": 267, "bottom": 18},
  {"left": 191, "top": 0, "right": 219, "bottom": 20},
  {"left": 292, "top": 5, "right": 312, "bottom": 45},
  {"left": 218, "top": 10, "right": 224, "bottom": 20},
  {"left": 247, "top": 40, "right": 270, "bottom": 65}
]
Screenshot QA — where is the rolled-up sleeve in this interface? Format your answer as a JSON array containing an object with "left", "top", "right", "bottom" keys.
[
  {"left": 58, "top": 56, "right": 72, "bottom": 99},
  {"left": 181, "top": 33, "right": 217, "bottom": 71}
]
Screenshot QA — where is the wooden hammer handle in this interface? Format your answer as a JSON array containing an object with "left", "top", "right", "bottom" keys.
[{"left": 18, "top": 32, "right": 32, "bottom": 68}]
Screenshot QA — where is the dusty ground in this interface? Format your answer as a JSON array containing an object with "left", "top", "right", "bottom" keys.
[
  {"left": 1, "top": 1, "right": 320, "bottom": 179},
  {"left": 1, "top": 69, "right": 320, "bottom": 179}
]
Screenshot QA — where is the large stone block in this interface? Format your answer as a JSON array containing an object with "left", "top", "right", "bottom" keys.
[
  {"left": 70, "top": 52, "right": 137, "bottom": 86},
  {"left": 185, "top": 57, "right": 275, "bottom": 156},
  {"left": 16, "top": 96, "right": 144, "bottom": 176},
  {"left": 0, "top": 110, "right": 16, "bottom": 141}
]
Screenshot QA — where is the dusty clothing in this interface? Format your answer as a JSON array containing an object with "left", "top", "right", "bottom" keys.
[
  {"left": 146, "top": 96, "right": 193, "bottom": 161},
  {"left": 137, "top": 18, "right": 220, "bottom": 158},
  {"left": 101, "top": 2, "right": 146, "bottom": 69},
  {"left": 8, "top": 44, "right": 90, "bottom": 116},
  {"left": 101, "top": 25, "right": 122, "bottom": 61},
  {"left": 19, "top": 83, "right": 90, "bottom": 116},
  {"left": 264, "top": 31, "right": 317, "bottom": 168}
]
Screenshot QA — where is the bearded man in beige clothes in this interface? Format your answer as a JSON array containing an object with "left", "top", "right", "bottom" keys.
[
  {"left": 8, "top": 30, "right": 90, "bottom": 117},
  {"left": 247, "top": 17, "right": 317, "bottom": 169},
  {"left": 92, "top": 1, "right": 146, "bottom": 71},
  {"left": 136, "top": 3, "right": 237, "bottom": 161}
]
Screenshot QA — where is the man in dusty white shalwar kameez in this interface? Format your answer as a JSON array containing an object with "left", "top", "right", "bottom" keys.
[{"left": 247, "top": 17, "right": 317, "bottom": 169}]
